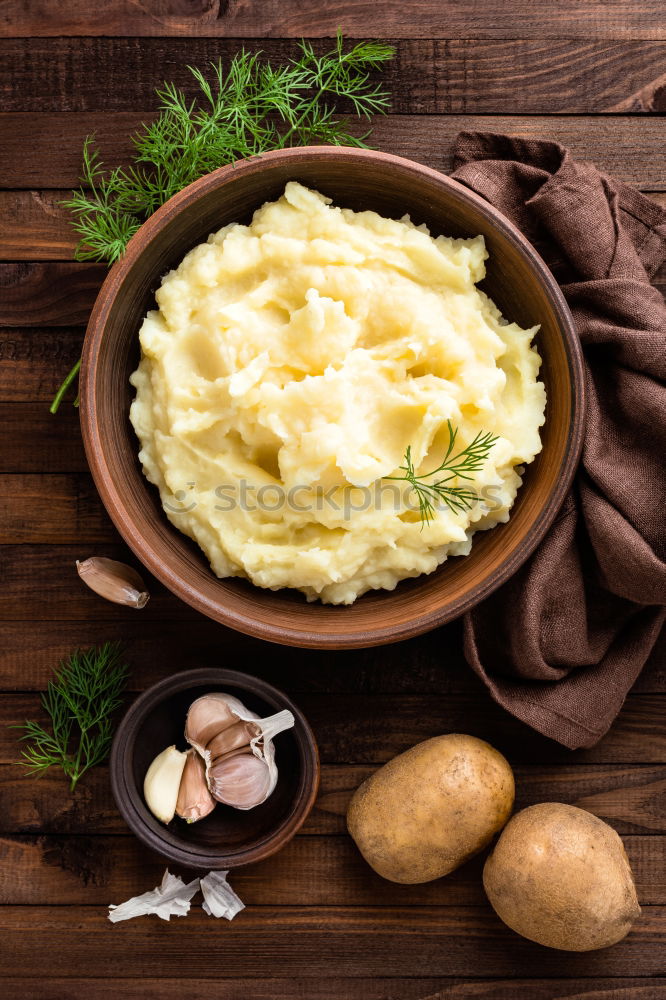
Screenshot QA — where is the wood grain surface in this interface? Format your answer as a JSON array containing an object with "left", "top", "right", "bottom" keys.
[
  {"left": 2, "top": 37, "right": 666, "bottom": 114},
  {"left": 0, "top": 4, "right": 664, "bottom": 997},
  {"left": 1, "top": 0, "right": 665, "bottom": 40}
]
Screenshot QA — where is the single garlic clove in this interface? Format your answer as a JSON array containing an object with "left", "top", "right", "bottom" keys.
[
  {"left": 185, "top": 693, "right": 258, "bottom": 753},
  {"left": 175, "top": 749, "right": 216, "bottom": 823},
  {"left": 144, "top": 745, "right": 188, "bottom": 824},
  {"left": 206, "top": 719, "right": 258, "bottom": 761},
  {"left": 207, "top": 750, "right": 273, "bottom": 810},
  {"left": 76, "top": 557, "right": 150, "bottom": 609}
]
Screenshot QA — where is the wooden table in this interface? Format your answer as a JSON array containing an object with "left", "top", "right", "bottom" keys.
[{"left": 1, "top": 4, "right": 664, "bottom": 998}]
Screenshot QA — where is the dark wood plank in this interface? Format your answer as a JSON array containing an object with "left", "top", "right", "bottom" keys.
[
  {"left": 0, "top": 191, "right": 77, "bottom": 260},
  {"left": 1, "top": 832, "right": 662, "bottom": 905},
  {"left": 2, "top": 38, "right": 666, "bottom": 114},
  {"left": 2, "top": 763, "right": 665, "bottom": 837},
  {"left": 0, "top": 616, "right": 478, "bottom": 694},
  {"left": 0, "top": 112, "right": 139, "bottom": 189},
  {"left": 2, "top": 114, "right": 665, "bottom": 191},
  {"left": 0, "top": 329, "right": 83, "bottom": 400},
  {"left": 4, "top": 192, "right": 665, "bottom": 265},
  {"left": 0, "top": 905, "right": 663, "bottom": 978},
  {"left": 0, "top": 263, "right": 105, "bottom": 326},
  {"left": 1, "top": 0, "right": 664, "bottom": 40},
  {"left": 303, "top": 693, "right": 666, "bottom": 766},
  {"left": 0, "top": 474, "right": 113, "bottom": 543},
  {"left": 4, "top": 980, "right": 666, "bottom": 1000},
  {"left": 3, "top": 690, "right": 666, "bottom": 763},
  {"left": 0, "top": 404, "right": 86, "bottom": 472},
  {"left": 0, "top": 614, "right": 661, "bottom": 694}
]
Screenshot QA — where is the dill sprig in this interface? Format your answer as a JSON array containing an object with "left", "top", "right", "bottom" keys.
[
  {"left": 387, "top": 421, "right": 499, "bottom": 528},
  {"left": 14, "top": 642, "right": 130, "bottom": 791},
  {"left": 51, "top": 33, "right": 394, "bottom": 413},
  {"left": 64, "top": 34, "right": 393, "bottom": 267}
]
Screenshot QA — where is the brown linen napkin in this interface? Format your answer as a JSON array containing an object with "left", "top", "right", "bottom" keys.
[{"left": 450, "top": 132, "right": 666, "bottom": 749}]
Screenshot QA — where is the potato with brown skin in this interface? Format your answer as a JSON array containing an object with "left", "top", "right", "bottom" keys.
[
  {"left": 483, "top": 803, "right": 641, "bottom": 951},
  {"left": 347, "top": 734, "right": 514, "bottom": 884}
]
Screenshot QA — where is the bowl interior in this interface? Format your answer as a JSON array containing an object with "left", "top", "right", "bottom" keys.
[
  {"left": 82, "top": 148, "right": 583, "bottom": 647},
  {"left": 112, "top": 670, "right": 318, "bottom": 868}
]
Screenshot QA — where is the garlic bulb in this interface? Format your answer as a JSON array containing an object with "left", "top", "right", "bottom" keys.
[
  {"left": 144, "top": 745, "right": 187, "bottom": 824},
  {"left": 175, "top": 749, "right": 216, "bottom": 823},
  {"left": 185, "top": 693, "right": 295, "bottom": 811},
  {"left": 76, "top": 557, "right": 150, "bottom": 608}
]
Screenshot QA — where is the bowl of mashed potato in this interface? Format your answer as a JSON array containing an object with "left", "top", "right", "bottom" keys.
[{"left": 80, "top": 147, "right": 585, "bottom": 648}]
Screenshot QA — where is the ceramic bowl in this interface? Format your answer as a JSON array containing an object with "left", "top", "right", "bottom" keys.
[
  {"left": 109, "top": 668, "right": 319, "bottom": 869},
  {"left": 80, "top": 146, "right": 585, "bottom": 648}
]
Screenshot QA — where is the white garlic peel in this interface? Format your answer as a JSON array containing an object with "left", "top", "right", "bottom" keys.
[
  {"left": 185, "top": 693, "right": 295, "bottom": 810},
  {"left": 108, "top": 869, "right": 200, "bottom": 922},
  {"left": 143, "top": 745, "right": 187, "bottom": 824},
  {"left": 108, "top": 869, "right": 244, "bottom": 922},
  {"left": 200, "top": 870, "right": 245, "bottom": 919}
]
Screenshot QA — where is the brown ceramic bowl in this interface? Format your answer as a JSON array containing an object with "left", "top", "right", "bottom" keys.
[
  {"left": 81, "top": 146, "right": 585, "bottom": 648},
  {"left": 109, "top": 668, "right": 319, "bottom": 869}
]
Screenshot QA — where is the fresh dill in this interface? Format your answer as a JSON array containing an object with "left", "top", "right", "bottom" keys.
[
  {"left": 387, "top": 421, "right": 499, "bottom": 528},
  {"left": 52, "top": 34, "right": 394, "bottom": 412},
  {"left": 64, "top": 35, "right": 393, "bottom": 267},
  {"left": 14, "top": 642, "right": 130, "bottom": 791}
]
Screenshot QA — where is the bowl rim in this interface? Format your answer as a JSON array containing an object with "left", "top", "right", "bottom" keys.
[
  {"left": 80, "top": 145, "right": 586, "bottom": 648},
  {"left": 109, "top": 667, "right": 320, "bottom": 869}
]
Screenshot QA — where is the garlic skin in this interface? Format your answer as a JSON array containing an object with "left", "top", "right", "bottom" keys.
[
  {"left": 175, "top": 749, "right": 216, "bottom": 823},
  {"left": 185, "top": 693, "right": 295, "bottom": 811},
  {"left": 76, "top": 557, "right": 149, "bottom": 608},
  {"left": 200, "top": 870, "right": 245, "bottom": 920},
  {"left": 108, "top": 869, "right": 200, "bottom": 923},
  {"left": 144, "top": 745, "right": 188, "bottom": 824}
]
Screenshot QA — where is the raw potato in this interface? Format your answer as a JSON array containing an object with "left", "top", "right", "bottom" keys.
[
  {"left": 483, "top": 803, "right": 641, "bottom": 951},
  {"left": 347, "top": 734, "right": 515, "bottom": 884}
]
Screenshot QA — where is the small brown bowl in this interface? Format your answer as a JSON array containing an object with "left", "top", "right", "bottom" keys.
[
  {"left": 81, "top": 146, "right": 585, "bottom": 648},
  {"left": 109, "top": 668, "right": 319, "bottom": 869}
]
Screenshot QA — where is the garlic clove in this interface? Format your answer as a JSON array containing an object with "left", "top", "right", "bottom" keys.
[
  {"left": 144, "top": 745, "right": 188, "bottom": 824},
  {"left": 207, "top": 750, "right": 273, "bottom": 810},
  {"left": 185, "top": 692, "right": 258, "bottom": 753},
  {"left": 175, "top": 749, "right": 216, "bottom": 823},
  {"left": 76, "top": 557, "right": 150, "bottom": 609},
  {"left": 206, "top": 719, "right": 258, "bottom": 761}
]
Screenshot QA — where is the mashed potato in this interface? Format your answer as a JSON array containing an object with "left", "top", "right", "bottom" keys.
[{"left": 130, "top": 182, "right": 545, "bottom": 604}]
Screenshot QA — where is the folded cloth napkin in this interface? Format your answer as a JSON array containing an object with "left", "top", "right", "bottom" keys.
[{"left": 449, "top": 132, "right": 666, "bottom": 749}]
